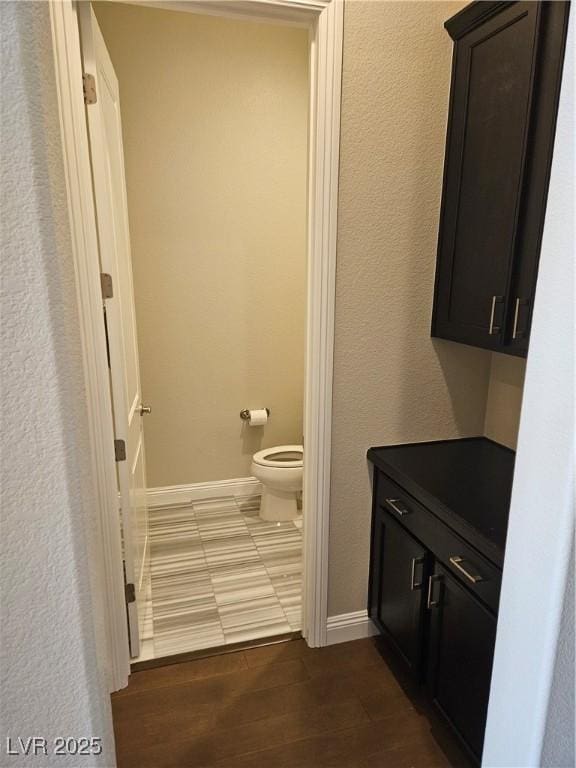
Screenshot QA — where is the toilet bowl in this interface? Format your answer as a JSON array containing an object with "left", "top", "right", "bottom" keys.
[{"left": 251, "top": 445, "right": 303, "bottom": 522}]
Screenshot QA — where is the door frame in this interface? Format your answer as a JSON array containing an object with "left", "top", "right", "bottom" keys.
[{"left": 49, "top": 0, "right": 343, "bottom": 689}]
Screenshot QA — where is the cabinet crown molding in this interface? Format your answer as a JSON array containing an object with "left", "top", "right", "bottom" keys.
[{"left": 444, "top": 1, "right": 515, "bottom": 41}]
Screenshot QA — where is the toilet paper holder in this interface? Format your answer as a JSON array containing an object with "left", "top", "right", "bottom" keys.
[{"left": 240, "top": 408, "right": 270, "bottom": 421}]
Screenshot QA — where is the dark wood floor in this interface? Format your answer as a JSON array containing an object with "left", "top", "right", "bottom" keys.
[{"left": 111, "top": 637, "right": 472, "bottom": 768}]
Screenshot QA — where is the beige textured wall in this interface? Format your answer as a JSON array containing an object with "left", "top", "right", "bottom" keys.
[
  {"left": 94, "top": 3, "right": 308, "bottom": 488},
  {"left": 1, "top": 2, "right": 115, "bottom": 759},
  {"left": 484, "top": 354, "right": 526, "bottom": 449},
  {"left": 329, "top": 0, "right": 494, "bottom": 616}
]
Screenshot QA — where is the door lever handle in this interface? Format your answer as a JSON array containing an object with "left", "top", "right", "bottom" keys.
[{"left": 139, "top": 403, "right": 152, "bottom": 415}]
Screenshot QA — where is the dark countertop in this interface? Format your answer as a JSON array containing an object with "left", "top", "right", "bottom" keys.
[{"left": 367, "top": 437, "right": 515, "bottom": 567}]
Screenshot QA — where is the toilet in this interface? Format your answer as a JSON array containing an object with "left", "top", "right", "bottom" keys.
[{"left": 251, "top": 445, "right": 303, "bottom": 522}]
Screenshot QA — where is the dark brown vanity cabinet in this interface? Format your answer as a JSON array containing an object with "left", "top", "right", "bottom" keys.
[
  {"left": 369, "top": 505, "right": 429, "bottom": 676},
  {"left": 432, "top": 1, "right": 570, "bottom": 356},
  {"left": 427, "top": 563, "right": 498, "bottom": 762},
  {"left": 368, "top": 439, "right": 514, "bottom": 763},
  {"left": 369, "top": 478, "right": 500, "bottom": 763}
]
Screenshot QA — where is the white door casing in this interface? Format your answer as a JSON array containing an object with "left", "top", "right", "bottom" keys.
[
  {"left": 51, "top": 0, "right": 342, "bottom": 688},
  {"left": 78, "top": 4, "right": 150, "bottom": 658}
]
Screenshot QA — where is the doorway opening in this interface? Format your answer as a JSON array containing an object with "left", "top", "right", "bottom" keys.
[
  {"left": 64, "top": 0, "right": 343, "bottom": 680},
  {"left": 91, "top": 1, "right": 308, "bottom": 663}
]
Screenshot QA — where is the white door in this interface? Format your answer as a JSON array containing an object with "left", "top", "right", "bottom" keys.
[{"left": 79, "top": 5, "right": 150, "bottom": 658}]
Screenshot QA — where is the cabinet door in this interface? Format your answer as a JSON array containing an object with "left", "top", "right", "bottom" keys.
[
  {"left": 432, "top": 2, "right": 542, "bottom": 351},
  {"left": 369, "top": 508, "right": 428, "bottom": 676},
  {"left": 504, "top": 1, "right": 571, "bottom": 355},
  {"left": 427, "top": 563, "right": 497, "bottom": 763}
]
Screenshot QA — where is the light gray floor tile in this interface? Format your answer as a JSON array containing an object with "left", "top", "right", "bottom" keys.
[
  {"left": 211, "top": 561, "right": 276, "bottom": 606},
  {"left": 154, "top": 619, "right": 225, "bottom": 657},
  {"left": 146, "top": 494, "right": 303, "bottom": 660},
  {"left": 219, "top": 594, "right": 292, "bottom": 644},
  {"left": 152, "top": 539, "right": 207, "bottom": 575},
  {"left": 253, "top": 541, "right": 302, "bottom": 570},
  {"left": 271, "top": 573, "right": 302, "bottom": 631},
  {"left": 196, "top": 510, "right": 250, "bottom": 541},
  {"left": 152, "top": 570, "right": 225, "bottom": 657},
  {"left": 202, "top": 534, "right": 260, "bottom": 567},
  {"left": 243, "top": 517, "right": 297, "bottom": 538},
  {"left": 140, "top": 577, "right": 155, "bottom": 641}
]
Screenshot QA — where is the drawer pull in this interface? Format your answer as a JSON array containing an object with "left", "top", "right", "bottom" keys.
[
  {"left": 449, "top": 556, "right": 484, "bottom": 584},
  {"left": 384, "top": 498, "right": 410, "bottom": 517},
  {"left": 410, "top": 556, "right": 425, "bottom": 591},
  {"left": 427, "top": 574, "right": 443, "bottom": 609}
]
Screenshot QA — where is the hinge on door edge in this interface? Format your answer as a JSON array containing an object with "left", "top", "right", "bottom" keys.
[
  {"left": 82, "top": 73, "right": 97, "bottom": 105},
  {"left": 125, "top": 582, "right": 136, "bottom": 604},
  {"left": 114, "top": 439, "right": 126, "bottom": 462},
  {"left": 100, "top": 272, "right": 113, "bottom": 299}
]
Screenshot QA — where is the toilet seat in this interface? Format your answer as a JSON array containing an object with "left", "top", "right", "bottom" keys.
[{"left": 252, "top": 445, "right": 303, "bottom": 468}]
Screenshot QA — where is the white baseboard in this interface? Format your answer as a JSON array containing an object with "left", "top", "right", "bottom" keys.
[
  {"left": 147, "top": 477, "right": 262, "bottom": 508},
  {"left": 326, "top": 610, "right": 377, "bottom": 646}
]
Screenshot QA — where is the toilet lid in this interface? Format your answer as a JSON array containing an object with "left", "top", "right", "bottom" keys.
[{"left": 253, "top": 445, "right": 303, "bottom": 468}]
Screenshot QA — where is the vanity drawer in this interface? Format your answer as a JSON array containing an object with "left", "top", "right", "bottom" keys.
[{"left": 375, "top": 470, "right": 502, "bottom": 614}]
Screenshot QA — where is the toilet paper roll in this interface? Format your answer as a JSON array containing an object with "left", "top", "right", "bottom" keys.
[{"left": 248, "top": 409, "right": 268, "bottom": 426}]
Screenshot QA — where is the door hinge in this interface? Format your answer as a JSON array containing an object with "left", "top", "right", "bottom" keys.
[
  {"left": 83, "top": 73, "right": 97, "bottom": 105},
  {"left": 114, "top": 439, "right": 126, "bottom": 462},
  {"left": 100, "top": 272, "right": 113, "bottom": 299},
  {"left": 125, "top": 582, "right": 136, "bottom": 604}
]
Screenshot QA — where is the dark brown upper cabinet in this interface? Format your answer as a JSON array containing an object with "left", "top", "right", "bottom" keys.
[{"left": 432, "top": 1, "right": 570, "bottom": 356}]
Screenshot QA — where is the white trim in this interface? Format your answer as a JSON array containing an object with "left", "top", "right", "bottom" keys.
[
  {"left": 147, "top": 478, "right": 263, "bottom": 508},
  {"left": 326, "top": 611, "right": 378, "bottom": 646},
  {"left": 50, "top": 0, "right": 342, "bottom": 687},
  {"left": 301, "top": 0, "right": 343, "bottom": 649},
  {"left": 122, "top": 0, "right": 327, "bottom": 27},
  {"left": 49, "top": 1, "right": 130, "bottom": 691}
]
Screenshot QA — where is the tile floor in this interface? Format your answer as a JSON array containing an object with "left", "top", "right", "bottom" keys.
[{"left": 136, "top": 494, "right": 303, "bottom": 662}]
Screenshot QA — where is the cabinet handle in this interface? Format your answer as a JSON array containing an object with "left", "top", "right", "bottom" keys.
[
  {"left": 427, "top": 574, "right": 443, "bottom": 609},
  {"left": 384, "top": 498, "right": 410, "bottom": 517},
  {"left": 449, "top": 556, "right": 484, "bottom": 584},
  {"left": 410, "top": 556, "right": 425, "bottom": 591},
  {"left": 488, "top": 295, "right": 504, "bottom": 335},
  {"left": 512, "top": 297, "right": 529, "bottom": 340}
]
